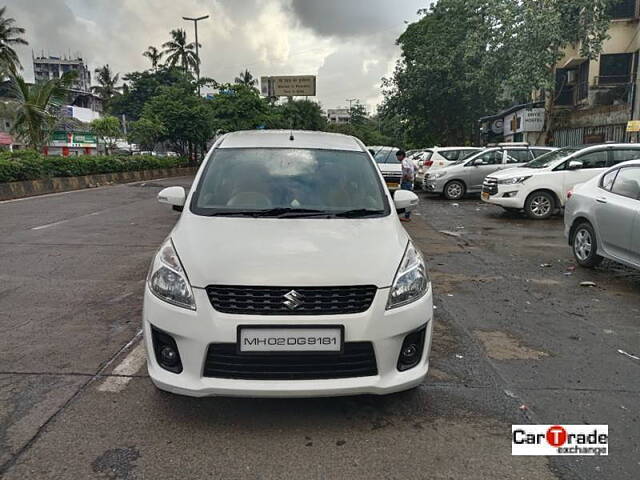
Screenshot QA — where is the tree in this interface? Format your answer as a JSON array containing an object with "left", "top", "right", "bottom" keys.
[
  {"left": 0, "top": 6, "right": 27, "bottom": 70},
  {"left": 142, "top": 46, "right": 163, "bottom": 71},
  {"left": 208, "top": 83, "right": 271, "bottom": 133},
  {"left": 92, "top": 64, "right": 120, "bottom": 105},
  {"left": 142, "top": 85, "right": 214, "bottom": 160},
  {"left": 268, "top": 99, "right": 327, "bottom": 131},
  {"left": 235, "top": 69, "right": 257, "bottom": 87},
  {"left": 109, "top": 67, "right": 196, "bottom": 121},
  {"left": 349, "top": 101, "right": 368, "bottom": 126},
  {"left": 163, "top": 29, "right": 199, "bottom": 73},
  {"left": 128, "top": 116, "right": 167, "bottom": 151},
  {"left": 91, "top": 116, "right": 122, "bottom": 155},
  {"left": 5, "top": 66, "right": 75, "bottom": 151}
]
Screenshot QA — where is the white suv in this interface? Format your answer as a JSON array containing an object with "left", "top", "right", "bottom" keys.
[
  {"left": 146, "top": 131, "right": 433, "bottom": 397},
  {"left": 482, "top": 144, "right": 640, "bottom": 219}
]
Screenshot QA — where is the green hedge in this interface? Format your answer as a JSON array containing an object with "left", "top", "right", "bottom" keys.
[{"left": 0, "top": 150, "right": 189, "bottom": 183}]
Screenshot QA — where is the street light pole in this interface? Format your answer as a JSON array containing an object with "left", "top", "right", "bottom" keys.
[
  {"left": 183, "top": 14, "right": 209, "bottom": 95},
  {"left": 346, "top": 98, "right": 356, "bottom": 123}
]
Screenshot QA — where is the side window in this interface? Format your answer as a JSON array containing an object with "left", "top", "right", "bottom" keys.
[
  {"left": 575, "top": 150, "right": 608, "bottom": 169},
  {"left": 600, "top": 169, "right": 619, "bottom": 191},
  {"left": 610, "top": 167, "right": 640, "bottom": 200},
  {"left": 609, "top": 149, "right": 640, "bottom": 166},
  {"left": 505, "top": 150, "right": 531, "bottom": 164},
  {"left": 440, "top": 150, "right": 460, "bottom": 161},
  {"left": 460, "top": 150, "right": 480, "bottom": 160},
  {"left": 473, "top": 151, "right": 502, "bottom": 165}
]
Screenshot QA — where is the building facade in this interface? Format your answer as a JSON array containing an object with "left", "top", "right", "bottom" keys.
[
  {"left": 33, "top": 55, "right": 92, "bottom": 92},
  {"left": 551, "top": 0, "right": 640, "bottom": 146},
  {"left": 327, "top": 108, "right": 351, "bottom": 124}
]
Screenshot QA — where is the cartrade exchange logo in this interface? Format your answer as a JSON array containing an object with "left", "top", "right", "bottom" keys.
[{"left": 512, "top": 425, "right": 608, "bottom": 456}]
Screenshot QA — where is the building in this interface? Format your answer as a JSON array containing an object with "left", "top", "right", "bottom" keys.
[
  {"left": 550, "top": 0, "right": 640, "bottom": 145},
  {"left": 327, "top": 108, "right": 351, "bottom": 124},
  {"left": 479, "top": 102, "right": 546, "bottom": 145},
  {"left": 33, "top": 54, "right": 92, "bottom": 92},
  {"left": 44, "top": 131, "right": 98, "bottom": 157}
]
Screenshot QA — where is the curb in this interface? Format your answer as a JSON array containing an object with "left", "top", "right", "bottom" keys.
[{"left": 0, "top": 167, "right": 197, "bottom": 201}]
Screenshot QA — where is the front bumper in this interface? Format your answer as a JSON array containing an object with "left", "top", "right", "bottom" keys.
[
  {"left": 423, "top": 176, "right": 447, "bottom": 193},
  {"left": 143, "top": 286, "right": 433, "bottom": 397},
  {"left": 481, "top": 181, "right": 526, "bottom": 208}
]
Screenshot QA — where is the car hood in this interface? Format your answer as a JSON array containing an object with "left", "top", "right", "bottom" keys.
[
  {"left": 172, "top": 213, "right": 409, "bottom": 288},
  {"left": 489, "top": 167, "right": 538, "bottom": 179}
]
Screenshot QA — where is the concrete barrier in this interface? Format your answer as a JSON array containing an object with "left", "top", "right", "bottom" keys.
[{"left": 0, "top": 167, "right": 197, "bottom": 201}]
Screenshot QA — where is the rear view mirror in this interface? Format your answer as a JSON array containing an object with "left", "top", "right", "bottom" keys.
[
  {"left": 158, "top": 186, "right": 186, "bottom": 212},
  {"left": 394, "top": 190, "right": 419, "bottom": 213},
  {"left": 568, "top": 160, "right": 583, "bottom": 170}
]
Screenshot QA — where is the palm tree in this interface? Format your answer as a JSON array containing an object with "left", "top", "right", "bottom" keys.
[
  {"left": 92, "top": 64, "right": 120, "bottom": 101},
  {"left": 0, "top": 6, "right": 28, "bottom": 70},
  {"left": 162, "top": 29, "right": 199, "bottom": 73},
  {"left": 143, "top": 46, "right": 163, "bottom": 71},
  {"left": 235, "top": 69, "right": 256, "bottom": 87},
  {"left": 5, "top": 66, "right": 75, "bottom": 150}
]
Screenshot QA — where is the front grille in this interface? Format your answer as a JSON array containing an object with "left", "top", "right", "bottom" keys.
[
  {"left": 483, "top": 177, "right": 498, "bottom": 195},
  {"left": 203, "top": 342, "right": 378, "bottom": 380},
  {"left": 206, "top": 285, "right": 378, "bottom": 315},
  {"left": 383, "top": 174, "right": 402, "bottom": 183}
]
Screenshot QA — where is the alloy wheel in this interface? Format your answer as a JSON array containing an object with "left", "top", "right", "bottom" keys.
[
  {"left": 574, "top": 229, "right": 592, "bottom": 261},
  {"left": 530, "top": 195, "right": 552, "bottom": 217},
  {"left": 446, "top": 182, "right": 463, "bottom": 199}
]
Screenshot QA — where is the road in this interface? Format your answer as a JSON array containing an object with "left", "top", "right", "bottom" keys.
[{"left": 0, "top": 179, "right": 638, "bottom": 479}]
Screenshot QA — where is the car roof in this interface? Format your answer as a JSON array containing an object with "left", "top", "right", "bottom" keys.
[
  {"left": 219, "top": 130, "right": 363, "bottom": 151},
  {"left": 434, "top": 146, "right": 481, "bottom": 151},
  {"left": 571, "top": 143, "right": 640, "bottom": 151}
]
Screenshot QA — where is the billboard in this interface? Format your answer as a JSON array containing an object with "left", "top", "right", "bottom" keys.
[{"left": 261, "top": 75, "right": 316, "bottom": 97}]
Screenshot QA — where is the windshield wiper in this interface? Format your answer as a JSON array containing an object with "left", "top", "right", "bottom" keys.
[{"left": 334, "top": 209, "right": 385, "bottom": 218}]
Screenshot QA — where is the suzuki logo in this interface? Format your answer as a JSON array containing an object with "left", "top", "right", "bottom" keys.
[{"left": 283, "top": 290, "right": 304, "bottom": 310}]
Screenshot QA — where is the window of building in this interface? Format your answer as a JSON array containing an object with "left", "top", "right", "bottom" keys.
[
  {"left": 577, "top": 61, "right": 589, "bottom": 100},
  {"left": 555, "top": 69, "right": 575, "bottom": 105},
  {"left": 599, "top": 53, "right": 633, "bottom": 84},
  {"left": 608, "top": 0, "right": 637, "bottom": 19}
]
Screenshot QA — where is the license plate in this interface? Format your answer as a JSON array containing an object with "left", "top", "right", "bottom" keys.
[
  {"left": 481, "top": 192, "right": 490, "bottom": 200},
  {"left": 387, "top": 182, "right": 399, "bottom": 189},
  {"left": 238, "top": 327, "right": 343, "bottom": 353}
]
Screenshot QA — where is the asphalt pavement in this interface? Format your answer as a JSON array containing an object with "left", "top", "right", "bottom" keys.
[{"left": 0, "top": 179, "right": 638, "bottom": 479}]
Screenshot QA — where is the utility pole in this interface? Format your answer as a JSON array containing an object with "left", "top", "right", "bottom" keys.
[{"left": 183, "top": 14, "right": 210, "bottom": 95}]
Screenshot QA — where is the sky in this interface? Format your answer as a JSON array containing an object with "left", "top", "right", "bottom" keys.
[{"left": 5, "top": 0, "right": 429, "bottom": 112}]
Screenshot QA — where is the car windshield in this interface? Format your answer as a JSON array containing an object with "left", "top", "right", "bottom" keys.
[
  {"left": 191, "top": 148, "right": 389, "bottom": 218},
  {"left": 369, "top": 146, "right": 399, "bottom": 164},
  {"left": 524, "top": 147, "right": 580, "bottom": 169}
]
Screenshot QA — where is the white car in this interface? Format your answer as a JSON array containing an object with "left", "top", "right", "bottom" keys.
[
  {"left": 481, "top": 143, "right": 640, "bottom": 219},
  {"left": 420, "top": 147, "right": 483, "bottom": 171},
  {"left": 145, "top": 130, "right": 434, "bottom": 397},
  {"left": 565, "top": 160, "right": 640, "bottom": 269}
]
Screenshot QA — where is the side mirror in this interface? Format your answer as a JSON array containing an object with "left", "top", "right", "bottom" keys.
[
  {"left": 568, "top": 160, "right": 583, "bottom": 170},
  {"left": 158, "top": 186, "right": 186, "bottom": 212},
  {"left": 394, "top": 189, "right": 419, "bottom": 213}
]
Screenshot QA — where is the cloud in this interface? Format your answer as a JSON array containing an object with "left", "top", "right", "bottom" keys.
[{"left": 4, "top": 0, "right": 427, "bottom": 111}]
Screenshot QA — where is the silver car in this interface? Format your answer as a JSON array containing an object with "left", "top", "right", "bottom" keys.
[
  {"left": 424, "top": 146, "right": 555, "bottom": 200},
  {"left": 565, "top": 160, "right": 640, "bottom": 269}
]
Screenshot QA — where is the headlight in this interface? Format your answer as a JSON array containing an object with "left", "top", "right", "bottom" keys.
[
  {"left": 147, "top": 238, "right": 196, "bottom": 310},
  {"left": 427, "top": 171, "right": 446, "bottom": 180},
  {"left": 387, "top": 241, "right": 430, "bottom": 309},
  {"left": 498, "top": 176, "right": 531, "bottom": 185}
]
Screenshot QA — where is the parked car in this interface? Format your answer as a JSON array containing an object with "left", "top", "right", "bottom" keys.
[
  {"left": 565, "top": 160, "right": 640, "bottom": 269},
  {"left": 147, "top": 130, "right": 433, "bottom": 397},
  {"left": 414, "top": 147, "right": 483, "bottom": 189},
  {"left": 368, "top": 146, "right": 401, "bottom": 191},
  {"left": 482, "top": 143, "right": 640, "bottom": 219},
  {"left": 424, "top": 145, "right": 555, "bottom": 200}
]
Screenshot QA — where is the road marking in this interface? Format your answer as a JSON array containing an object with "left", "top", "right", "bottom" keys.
[
  {"left": 97, "top": 341, "right": 147, "bottom": 393},
  {"left": 31, "top": 219, "right": 71, "bottom": 230}
]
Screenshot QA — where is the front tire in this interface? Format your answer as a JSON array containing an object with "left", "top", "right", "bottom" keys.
[
  {"left": 572, "top": 222, "right": 603, "bottom": 268},
  {"left": 525, "top": 191, "right": 555, "bottom": 220},
  {"left": 443, "top": 180, "right": 465, "bottom": 200}
]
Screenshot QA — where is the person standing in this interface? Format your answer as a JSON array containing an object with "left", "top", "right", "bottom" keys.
[{"left": 396, "top": 149, "right": 415, "bottom": 222}]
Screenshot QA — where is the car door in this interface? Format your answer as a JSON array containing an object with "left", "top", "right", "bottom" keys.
[
  {"left": 464, "top": 150, "right": 504, "bottom": 191},
  {"left": 593, "top": 166, "right": 640, "bottom": 263},
  {"left": 562, "top": 149, "right": 609, "bottom": 196}
]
